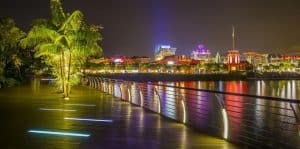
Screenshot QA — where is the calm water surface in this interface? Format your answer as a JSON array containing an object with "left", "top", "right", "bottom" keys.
[
  {"left": 158, "top": 80, "right": 300, "bottom": 99},
  {"left": 139, "top": 80, "right": 300, "bottom": 147}
]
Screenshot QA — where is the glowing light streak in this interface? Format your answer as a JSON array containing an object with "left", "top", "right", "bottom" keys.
[
  {"left": 154, "top": 87, "right": 161, "bottom": 114},
  {"left": 222, "top": 109, "right": 229, "bottom": 139},
  {"left": 181, "top": 100, "right": 186, "bottom": 123},
  {"left": 28, "top": 130, "right": 90, "bottom": 137},
  {"left": 127, "top": 88, "right": 131, "bottom": 102},
  {"left": 64, "top": 103, "right": 96, "bottom": 107},
  {"left": 64, "top": 117, "right": 113, "bottom": 123},
  {"left": 39, "top": 108, "right": 76, "bottom": 112},
  {"left": 158, "top": 100, "right": 161, "bottom": 114},
  {"left": 139, "top": 90, "right": 144, "bottom": 107},
  {"left": 40, "top": 78, "right": 56, "bottom": 81}
]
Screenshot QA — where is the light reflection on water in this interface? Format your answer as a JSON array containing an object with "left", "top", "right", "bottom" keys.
[
  {"left": 149, "top": 80, "right": 300, "bottom": 146},
  {"left": 160, "top": 80, "right": 300, "bottom": 99},
  {"left": 164, "top": 82, "right": 176, "bottom": 119}
]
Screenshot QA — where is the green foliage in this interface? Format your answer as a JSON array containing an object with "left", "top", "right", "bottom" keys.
[
  {"left": 50, "top": 0, "right": 66, "bottom": 27},
  {"left": 0, "top": 17, "right": 26, "bottom": 87},
  {"left": 20, "top": 0, "right": 103, "bottom": 97}
]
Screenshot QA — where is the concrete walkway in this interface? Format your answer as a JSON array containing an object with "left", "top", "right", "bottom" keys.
[{"left": 0, "top": 83, "right": 237, "bottom": 148}]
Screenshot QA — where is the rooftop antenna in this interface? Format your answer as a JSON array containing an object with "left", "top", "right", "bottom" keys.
[{"left": 232, "top": 26, "right": 235, "bottom": 50}]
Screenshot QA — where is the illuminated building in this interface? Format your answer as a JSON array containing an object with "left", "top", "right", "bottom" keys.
[
  {"left": 282, "top": 55, "right": 300, "bottom": 63},
  {"left": 154, "top": 45, "right": 177, "bottom": 61},
  {"left": 215, "top": 52, "right": 221, "bottom": 64},
  {"left": 227, "top": 51, "right": 242, "bottom": 65},
  {"left": 227, "top": 50, "right": 247, "bottom": 71},
  {"left": 191, "top": 44, "right": 211, "bottom": 62},
  {"left": 226, "top": 26, "right": 246, "bottom": 71},
  {"left": 243, "top": 52, "right": 268, "bottom": 66},
  {"left": 243, "top": 51, "right": 256, "bottom": 64},
  {"left": 269, "top": 54, "right": 282, "bottom": 63},
  {"left": 154, "top": 55, "right": 192, "bottom": 65},
  {"left": 131, "top": 56, "right": 151, "bottom": 63},
  {"left": 111, "top": 56, "right": 129, "bottom": 64}
]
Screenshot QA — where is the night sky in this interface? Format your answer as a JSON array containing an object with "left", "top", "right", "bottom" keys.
[{"left": 1, "top": 0, "right": 300, "bottom": 57}]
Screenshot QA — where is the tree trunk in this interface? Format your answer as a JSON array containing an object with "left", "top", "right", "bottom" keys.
[
  {"left": 59, "top": 56, "right": 64, "bottom": 92},
  {"left": 66, "top": 52, "right": 72, "bottom": 98},
  {"left": 61, "top": 49, "right": 68, "bottom": 99}
]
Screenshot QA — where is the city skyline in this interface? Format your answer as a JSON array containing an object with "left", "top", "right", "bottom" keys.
[
  {"left": 1, "top": 1, "right": 300, "bottom": 148},
  {"left": 1, "top": 0, "right": 300, "bottom": 57}
]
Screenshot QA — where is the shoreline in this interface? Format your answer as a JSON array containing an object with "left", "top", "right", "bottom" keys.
[{"left": 88, "top": 73, "right": 300, "bottom": 82}]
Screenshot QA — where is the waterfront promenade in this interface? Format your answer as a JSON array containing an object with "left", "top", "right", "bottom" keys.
[{"left": 0, "top": 83, "right": 236, "bottom": 148}]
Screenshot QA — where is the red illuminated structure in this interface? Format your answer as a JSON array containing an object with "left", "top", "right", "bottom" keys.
[
  {"left": 93, "top": 56, "right": 150, "bottom": 64},
  {"left": 226, "top": 50, "right": 246, "bottom": 71},
  {"left": 153, "top": 55, "right": 192, "bottom": 65},
  {"left": 226, "top": 27, "right": 246, "bottom": 71},
  {"left": 282, "top": 55, "right": 300, "bottom": 60}
]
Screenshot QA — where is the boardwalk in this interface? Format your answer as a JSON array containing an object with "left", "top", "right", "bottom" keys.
[{"left": 0, "top": 82, "right": 237, "bottom": 148}]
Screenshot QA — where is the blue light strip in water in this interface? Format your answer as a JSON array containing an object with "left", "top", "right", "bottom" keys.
[
  {"left": 39, "top": 108, "right": 76, "bottom": 112},
  {"left": 65, "top": 117, "right": 113, "bottom": 123},
  {"left": 28, "top": 130, "right": 90, "bottom": 137},
  {"left": 64, "top": 103, "right": 96, "bottom": 107}
]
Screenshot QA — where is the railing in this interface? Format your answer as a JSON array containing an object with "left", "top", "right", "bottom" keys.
[{"left": 85, "top": 76, "right": 300, "bottom": 148}]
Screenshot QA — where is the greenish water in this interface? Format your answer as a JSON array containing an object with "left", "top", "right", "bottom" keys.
[{"left": 0, "top": 79, "right": 236, "bottom": 148}]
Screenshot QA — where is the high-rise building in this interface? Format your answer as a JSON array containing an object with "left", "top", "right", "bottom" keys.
[{"left": 154, "top": 45, "right": 177, "bottom": 61}]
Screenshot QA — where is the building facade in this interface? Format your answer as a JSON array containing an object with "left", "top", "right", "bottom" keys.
[
  {"left": 191, "top": 44, "right": 211, "bottom": 62},
  {"left": 226, "top": 50, "right": 246, "bottom": 71},
  {"left": 154, "top": 45, "right": 177, "bottom": 61}
]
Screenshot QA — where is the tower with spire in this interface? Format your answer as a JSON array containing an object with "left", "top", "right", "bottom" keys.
[
  {"left": 227, "top": 26, "right": 243, "bottom": 71},
  {"left": 232, "top": 26, "right": 235, "bottom": 50}
]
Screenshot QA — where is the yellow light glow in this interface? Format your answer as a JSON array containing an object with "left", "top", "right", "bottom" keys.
[
  {"left": 119, "top": 84, "right": 123, "bottom": 100},
  {"left": 139, "top": 90, "right": 143, "bottom": 107},
  {"left": 158, "top": 99, "right": 161, "bottom": 114},
  {"left": 154, "top": 87, "right": 161, "bottom": 114},
  {"left": 222, "top": 108, "right": 229, "bottom": 139},
  {"left": 127, "top": 88, "right": 131, "bottom": 102},
  {"left": 181, "top": 100, "right": 186, "bottom": 123}
]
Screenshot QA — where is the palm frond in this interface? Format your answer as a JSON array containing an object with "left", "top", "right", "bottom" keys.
[
  {"left": 34, "top": 43, "right": 60, "bottom": 57},
  {"left": 20, "top": 26, "right": 60, "bottom": 48},
  {"left": 59, "top": 10, "right": 83, "bottom": 32},
  {"left": 50, "top": 0, "right": 66, "bottom": 27},
  {"left": 54, "top": 35, "right": 71, "bottom": 49}
]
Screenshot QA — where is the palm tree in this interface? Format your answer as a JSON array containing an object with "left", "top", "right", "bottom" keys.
[{"left": 21, "top": 0, "right": 102, "bottom": 99}]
